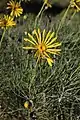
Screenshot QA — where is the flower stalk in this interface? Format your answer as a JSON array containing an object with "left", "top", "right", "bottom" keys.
[
  {"left": 67, "top": 10, "right": 76, "bottom": 25},
  {"left": 34, "top": 0, "right": 52, "bottom": 28},
  {"left": 0, "top": 28, "right": 6, "bottom": 48},
  {"left": 34, "top": 3, "right": 45, "bottom": 28},
  {"left": 56, "top": 5, "right": 71, "bottom": 35}
]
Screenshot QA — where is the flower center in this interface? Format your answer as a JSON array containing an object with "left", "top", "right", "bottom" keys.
[
  {"left": 38, "top": 43, "right": 46, "bottom": 53},
  {"left": 3, "top": 20, "right": 7, "bottom": 26}
]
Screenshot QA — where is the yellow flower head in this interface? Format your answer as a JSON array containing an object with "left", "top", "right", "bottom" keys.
[
  {"left": 70, "top": 0, "right": 80, "bottom": 12},
  {"left": 44, "top": 0, "right": 52, "bottom": 8},
  {"left": 0, "top": 15, "right": 16, "bottom": 29},
  {"left": 24, "top": 100, "right": 33, "bottom": 112},
  {"left": 23, "top": 29, "right": 61, "bottom": 66},
  {"left": 7, "top": 0, "right": 23, "bottom": 17}
]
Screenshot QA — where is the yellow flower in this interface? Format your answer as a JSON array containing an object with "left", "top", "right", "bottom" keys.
[
  {"left": 7, "top": 0, "right": 23, "bottom": 17},
  {"left": 0, "top": 15, "right": 16, "bottom": 29},
  {"left": 70, "top": 0, "right": 80, "bottom": 12},
  {"left": 24, "top": 100, "right": 33, "bottom": 112},
  {"left": 44, "top": 0, "right": 52, "bottom": 8},
  {"left": 23, "top": 29, "right": 61, "bottom": 66}
]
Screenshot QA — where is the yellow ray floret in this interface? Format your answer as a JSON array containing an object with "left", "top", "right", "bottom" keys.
[
  {"left": 24, "top": 100, "right": 33, "bottom": 112},
  {"left": 23, "top": 29, "right": 61, "bottom": 66},
  {"left": 0, "top": 15, "right": 16, "bottom": 28},
  {"left": 7, "top": 0, "right": 23, "bottom": 17},
  {"left": 70, "top": 0, "right": 80, "bottom": 12},
  {"left": 44, "top": 0, "right": 52, "bottom": 8}
]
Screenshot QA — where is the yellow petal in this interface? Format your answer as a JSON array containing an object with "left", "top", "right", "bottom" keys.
[
  {"left": 28, "top": 33, "right": 38, "bottom": 45},
  {"left": 47, "top": 58, "right": 53, "bottom": 66},
  {"left": 24, "top": 101, "right": 29, "bottom": 108},
  {"left": 47, "top": 3, "right": 52, "bottom": 8},
  {"left": 46, "top": 49, "right": 61, "bottom": 55},
  {"left": 76, "top": 0, "right": 79, "bottom": 1},
  {"left": 47, "top": 42, "right": 61, "bottom": 48},
  {"left": 74, "top": 2, "right": 80, "bottom": 11},
  {"left": 32, "top": 29, "right": 39, "bottom": 41},
  {"left": 36, "top": 54, "right": 40, "bottom": 64},
  {"left": 44, "top": 51, "right": 50, "bottom": 58},
  {"left": 47, "top": 48, "right": 61, "bottom": 52},
  {"left": 46, "top": 36, "right": 57, "bottom": 46},
  {"left": 44, "top": 31, "right": 51, "bottom": 43},
  {"left": 38, "top": 28, "right": 41, "bottom": 43},
  {"left": 45, "top": 32, "right": 55, "bottom": 44},
  {"left": 24, "top": 38, "right": 36, "bottom": 45},
  {"left": 44, "top": 0, "right": 48, "bottom": 3},
  {"left": 23, "top": 46, "right": 37, "bottom": 49}
]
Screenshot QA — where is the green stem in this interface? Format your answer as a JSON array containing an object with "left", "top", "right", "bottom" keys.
[
  {"left": 34, "top": 3, "right": 45, "bottom": 28},
  {"left": 29, "top": 67, "right": 37, "bottom": 94},
  {"left": 67, "top": 11, "right": 76, "bottom": 25},
  {"left": 38, "top": 8, "right": 45, "bottom": 26},
  {"left": 0, "top": 28, "right": 6, "bottom": 48},
  {"left": 56, "top": 5, "right": 70, "bottom": 35},
  {"left": 29, "top": 74, "right": 35, "bottom": 94}
]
